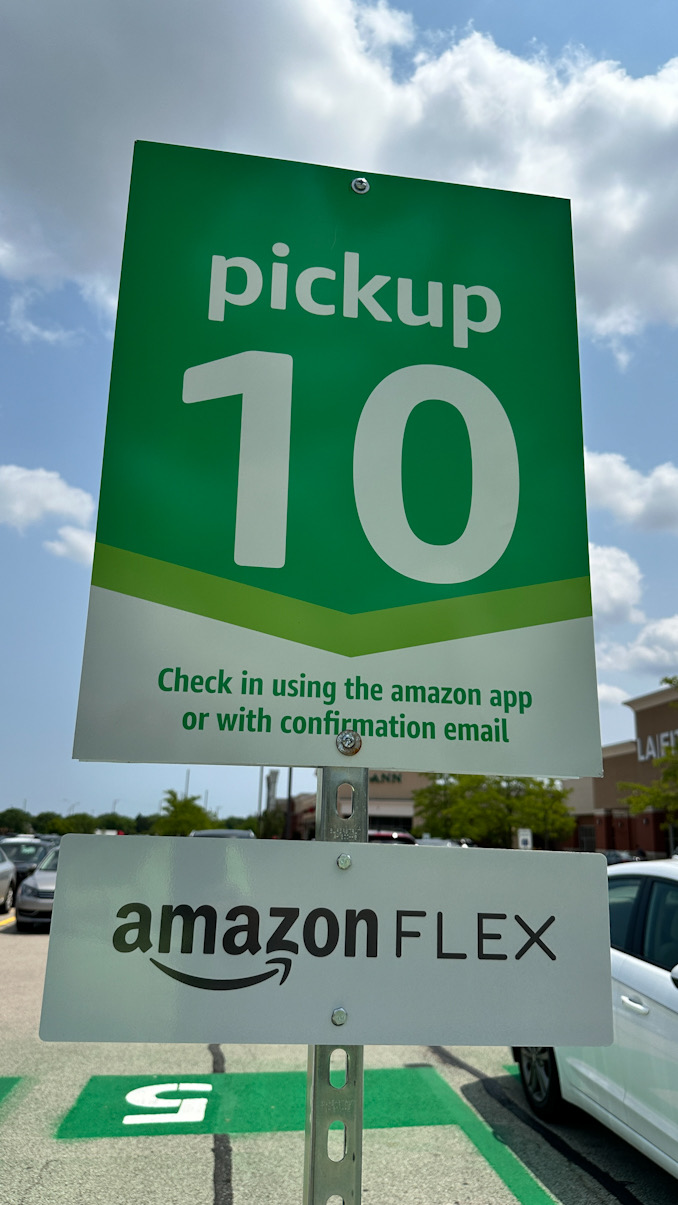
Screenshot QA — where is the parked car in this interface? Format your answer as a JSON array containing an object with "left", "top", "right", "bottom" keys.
[
  {"left": 188, "top": 829, "right": 257, "bottom": 838},
  {"left": 367, "top": 830, "right": 417, "bottom": 844},
  {"left": 0, "top": 846, "right": 17, "bottom": 913},
  {"left": 0, "top": 838, "right": 50, "bottom": 886},
  {"left": 32, "top": 833, "right": 60, "bottom": 846},
  {"left": 14, "top": 844, "right": 59, "bottom": 931},
  {"left": 601, "top": 849, "right": 639, "bottom": 865},
  {"left": 416, "top": 837, "right": 468, "bottom": 847},
  {"left": 514, "top": 859, "right": 678, "bottom": 1180}
]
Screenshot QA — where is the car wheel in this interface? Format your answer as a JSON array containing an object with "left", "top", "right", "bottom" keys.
[
  {"left": 0, "top": 880, "right": 15, "bottom": 914},
  {"left": 15, "top": 919, "right": 32, "bottom": 933},
  {"left": 517, "top": 1046, "right": 564, "bottom": 1121}
]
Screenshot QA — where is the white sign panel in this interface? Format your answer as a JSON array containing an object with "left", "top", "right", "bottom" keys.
[{"left": 41, "top": 836, "right": 612, "bottom": 1046}]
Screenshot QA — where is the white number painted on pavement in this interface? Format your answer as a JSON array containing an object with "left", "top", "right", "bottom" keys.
[{"left": 122, "top": 1081, "right": 213, "bottom": 1125}]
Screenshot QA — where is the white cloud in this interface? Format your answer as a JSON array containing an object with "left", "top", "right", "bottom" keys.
[
  {"left": 586, "top": 450, "right": 678, "bottom": 532},
  {"left": 598, "top": 683, "right": 629, "bottom": 708},
  {"left": 597, "top": 615, "right": 678, "bottom": 674},
  {"left": 0, "top": 465, "right": 94, "bottom": 531},
  {"left": 589, "top": 542, "right": 645, "bottom": 626},
  {"left": 44, "top": 525, "right": 95, "bottom": 566},
  {"left": 357, "top": 2, "right": 415, "bottom": 51},
  {"left": 1, "top": 5, "right": 678, "bottom": 350},
  {"left": 6, "top": 289, "right": 81, "bottom": 345}
]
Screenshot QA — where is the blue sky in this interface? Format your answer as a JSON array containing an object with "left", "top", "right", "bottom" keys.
[{"left": 2, "top": 0, "right": 678, "bottom": 819}]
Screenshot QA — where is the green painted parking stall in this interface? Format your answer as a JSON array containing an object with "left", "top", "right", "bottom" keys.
[
  {"left": 54, "top": 1066, "right": 555, "bottom": 1205},
  {"left": 57, "top": 1067, "right": 460, "bottom": 1139}
]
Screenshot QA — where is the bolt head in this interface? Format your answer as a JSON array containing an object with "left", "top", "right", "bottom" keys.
[
  {"left": 337, "top": 853, "right": 352, "bottom": 870},
  {"left": 331, "top": 1007, "right": 348, "bottom": 1026},
  {"left": 351, "top": 177, "right": 370, "bottom": 194},
  {"left": 336, "top": 730, "right": 362, "bottom": 756}
]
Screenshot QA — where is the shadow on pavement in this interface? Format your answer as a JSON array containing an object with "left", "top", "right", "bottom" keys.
[{"left": 459, "top": 1068, "right": 677, "bottom": 1205}]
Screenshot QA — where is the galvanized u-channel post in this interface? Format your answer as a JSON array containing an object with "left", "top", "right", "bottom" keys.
[{"left": 303, "top": 743, "right": 369, "bottom": 1205}]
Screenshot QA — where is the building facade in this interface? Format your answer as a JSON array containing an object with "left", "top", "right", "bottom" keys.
[
  {"left": 565, "top": 684, "right": 678, "bottom": 858},
  {"left": 284, "top": 684, "right": 677, "bottom": 851}
]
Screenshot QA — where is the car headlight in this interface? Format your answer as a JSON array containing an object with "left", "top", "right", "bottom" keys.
[{"left": 19, "top": 883, "right": 38, "bottom": 897}]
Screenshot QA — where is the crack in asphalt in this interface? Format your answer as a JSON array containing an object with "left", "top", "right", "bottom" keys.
[
  {"left": 208, "top": 1044, "right": 233, "bottom": 1205},
  {"left": 16, "top": 1158, "right": 61, "bottom": 1205}
]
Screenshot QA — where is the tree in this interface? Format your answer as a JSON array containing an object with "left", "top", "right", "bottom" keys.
[
  {"left": 413, "top": 774, "right": 573, "bottom": 848},
  {"left": 32, "top": 811, "right": 66, "bottom": 835},
  {"left": 259, "top": 805, "right": 286, "bottom": 839},
  {"left": 95, "top": 811, "right": 137, "bottom": 834},
  {"left": 512, "top": 779, "right": 575, "bottom": 848},
  {"left": 0, "top": 807, "right": 33, "bottom": 835},
  {"left": 220, "top": 815, "right": 258, "bottom": 831},
  {"left": 620, "top": 675, "right": 678, "bottom": 826},
  {"left": 60, "top": 812, "right": 98, "bottom": 834},
  {"left": 151, "top": 789, "right": 216, "bottom": 836},
  {"left": 134, "top": 812, "right": 160, "bottom": 834}
]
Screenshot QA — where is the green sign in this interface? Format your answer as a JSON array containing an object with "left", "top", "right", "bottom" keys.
[{"left": 75, "top": 141, "right": 600, "bottom": 775}]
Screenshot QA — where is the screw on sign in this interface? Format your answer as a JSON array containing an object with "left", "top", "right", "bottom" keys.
[{"left": 336, "top": 730, "right": 362, "bottom": 756}]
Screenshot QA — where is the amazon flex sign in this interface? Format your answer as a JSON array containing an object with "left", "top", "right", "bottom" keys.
[{"left": 41, "top": 836, "right": 612, "bottom": 1047}]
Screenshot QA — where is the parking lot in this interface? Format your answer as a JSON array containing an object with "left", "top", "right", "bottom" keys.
[{"left": 2, "top": 915, "right": 677, "bottom": 1205}]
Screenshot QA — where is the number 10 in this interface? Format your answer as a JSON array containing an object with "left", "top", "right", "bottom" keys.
[{"left": 182, "top": 351, "right": 519, "bottom": 585}]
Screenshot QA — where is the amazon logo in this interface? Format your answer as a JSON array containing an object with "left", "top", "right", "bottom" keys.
[{"left": 112, "top": 902, "right": 378, "bottom": 990}]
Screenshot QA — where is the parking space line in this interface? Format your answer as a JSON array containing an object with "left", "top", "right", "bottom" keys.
[{"left": 0, "top": 1078, "right": 22, "bottom": 1109}]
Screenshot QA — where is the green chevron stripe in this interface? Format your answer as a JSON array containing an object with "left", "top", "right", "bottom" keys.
[{"left": 92, "top": 543, "right": 592, "bottom": 656}]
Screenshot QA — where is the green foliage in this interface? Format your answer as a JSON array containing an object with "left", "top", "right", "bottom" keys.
[
  {"left": 413, "top": 774, "right": 573, "bottom": 849},
  {"left": 134, "top": 812, "right": 160, "bottom": 834},
  {"left": 0, "top": 807, "right": 34, "bottom": 835},
  {"left": 620, "top": 675, "right": 678, "bottom": 826},
  {"left": 220, "top": 815, "right": 258, "bottom": 832},
  {"left": 95, "top": 812, "right": 137, "bottom": 833},
  {"left": 151, "top": 789, "right": 216, "bottom": 836},
  {"left": 32, "top": 811, "right": 66, "bottom": 835},
  {"left": 60, "top": 812, "right": 98, "bottom": 834},
  {"left": 259, "top": 806, "right": 286, "bottom": 839}
]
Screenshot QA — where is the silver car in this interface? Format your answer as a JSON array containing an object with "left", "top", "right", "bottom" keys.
[
  {"left": 188, "top": 828, "right": 256, "bottom": 838},
  {"left": 0, "top": 845, "right": 16, "bottom": 913},
  {"left": 15, "top": 844, "right": 58, "bottom": 931}
]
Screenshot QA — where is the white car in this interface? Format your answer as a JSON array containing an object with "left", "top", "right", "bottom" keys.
[{"left": 515, "top": 859, "right": 678, "bottom": 1179}]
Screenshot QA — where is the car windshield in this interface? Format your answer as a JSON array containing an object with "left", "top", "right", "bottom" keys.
[
  {"left": 0, "top": 841, "right": 46, "bottom": 863},
  {"left": 38, "top": 847, "right": 59, "bottom": 872}
]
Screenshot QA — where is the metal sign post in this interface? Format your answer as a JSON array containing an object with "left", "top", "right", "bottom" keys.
[{"left": 303, "top": 755, "right": 368, "bottom": 1205}]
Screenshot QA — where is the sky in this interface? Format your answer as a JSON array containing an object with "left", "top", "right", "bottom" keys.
[{"left": 2, "top": 0, "right": 678, "bottom": 820}]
